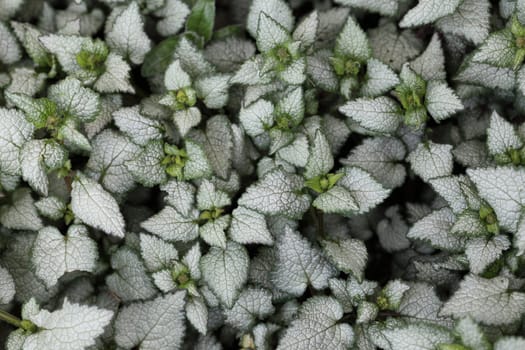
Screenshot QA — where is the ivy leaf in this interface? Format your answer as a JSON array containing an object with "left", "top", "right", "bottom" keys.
[
  {"left": 440, "top": 275, "right": 525, "bottom": 325},
  {"left": 339, "top": 97, "right": 400, "bottom": 134},
  {"left": 115, "top": 292, "right": 186, "bottom": 350},
  {"left": 21, "top": 298, "right": 113, "bottom": 350},
  {"left": 33, "top": 225, "right": 98, "bottom": 288},
  {"left": 238, "top": 167, "right": 310, "bottom": 219},
  {"left": 186, "top": 0, "right": 215, "bottom": 43},
  {"left": 71, "top": 173, "right": 126, "bottom": 238},
  {"left": 0, "top": 107, "right": 34, "bottom": 176},
  {"left": 277, "top": 296, "right": 354, "bottom": 350},
  {"left": 273, "top": 227, "right": 336, "bottom": 295},
  {"left": 106, "top": 2, "right": 151, "bottom": 64},
  {"left": 200, "top": 241, "right": 249, "bottom": 308},
  {"left": 224, "top": 288, "right": 275, "bottom": 331},
  {"left": 400, "top": 0, "right": 462, "bottom": 28},
  {"left": 408, "top": 142, "right": 454, "bottom": 182}
]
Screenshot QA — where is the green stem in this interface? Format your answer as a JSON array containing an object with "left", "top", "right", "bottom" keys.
[{"left": 0, "top": 309, "right": 23, "bottom": 328}]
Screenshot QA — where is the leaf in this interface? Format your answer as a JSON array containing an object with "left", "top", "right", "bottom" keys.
[
  {"left": 377, "top": 205, "right": 411, "bottom": 253},
  {"left": 256, "top": 13, "right": 291, "bottom": 53},
  {"left": 155, "top": 0, "right": 190, "bottom": 36},
  {"left": 164, "top": 59, "right": 191, "bottom": 91},
  {"left": 20, "top": 140, "right": 65, "bottom": 196},
  {"left": 400, "top": 0, "right": 462, "bottom": 27},
  {"left": 0, "top": 107, "right": 34, "bottom": 175},
  {"left": 0, "top": 21, "right": 21, "bottom": 64},
  {"left": 440, "top": 275, "right": 525, "bottom": 325},
  {"left": 21, "top": 298, "right": 113, "bottom": 350},
  {"left": 472, "top": 31, "right": 515, "bottom": 68},
  {"left": 436, "top": 0, "right": 490, "bottom": 44},
  {"left": 408, "top": 142, "right": 454, "bottom": 182},
  {"left": 277, "top": 296, "right": 353, "bottom": 350},
  {"left": 93, "top": 53, "right": 134, "bottom": 94},
  {"left": 335, "top": 16, "right": 370, "bottom": 61},
  {"left": 494, "top": 337, "right": 525, "bottom": 350},
  {"left": 360, "top": 58, "right": 400, "bottom": 97},
  {"left": 106, "top": 248, "right": 157, "bottom": 301},
  {"left": 126, "top": 140, "right": 167, "bottom": 186},
  {"left": 410, "top": 34, "right": 446, "bottom": 81},
  {"left": 224, "top": 288, "right": 275, "bottom": 331},
  {"left": 465, "top": 236, "right": 510, "bottom": 274},
  {"left": 141, "top": 206, "right": 199, "bottom": 242},
  {"left": 140, "top": 233, "right": 178, "bottom": 272},
  {"left": 48, "top": 77, "right": 100, "bottom": 123},
  {"left": 342, "top": 137, "right": 406, "bottom": 189},
  {"left": 379, "top": 321, "right": 454, "bottom": 350},
  {"left": 337, "top": 167, "right": 391, "bottom": 214},
  {"left": 186, "top": 0, "right": 215, "bottom": 43},
  {"left": 106, "top": 2, "right": 151, "bottom": 64},
  {"left": 115, "top": 292, "right": 186, "bottom": 350},
  {"left": 369, "top": 22, "right": 423, "bottom": 71},
  {"left": 239, "top": 99, "right": 275, "bottom": 137},
  {"left": 247, "top": 0, "right": 294, "bottom": 38},
  {"left": 312, "top": 186, "right": 359, "bottom": 215},
  {"left": 113, "top": 106, "right": 163, "bottom": 146},
  {"left": 322, "top": 238, "right": 367, "bottom": 280},
  {"left": 424, "top": 81, "right": 463, "bottom": 122},
  {"left": 194, "top": 74, "right": 231, "bottom": 109},
  {"left": 467, "top": 167, "right": 525, "bottom": 232},
  {"left": 199, "top": 214, "right": 229, "bottom": 248},
  {"left": 229, "top": 206, "right": 274, "bottom": 245},
  {"left": 86, "top": 130, "right": 140, "bottom": 195},
  {"left": 486, "top": 111, "right": 522, "bottom": 157},
  {"left": 455, "top": 60, "right": 515, "bottom": 90},
  {"left": 273, "top": 227, "right": 336, "bottom": 295},
  {"left": 0, "top": 266, "right": 15, "bottom": 304},
  {"left": 33, "top": 225, "right": 98, "bottom": 288},
  {"left": 334, "top": 0, "right": 398, "bottom": 16},
  {"left": 429, "top": 175, "right": 470, "bottom": 214},
  {"left": 141, "top": 36, "right": 180, "bottom": 77},
  {"left": 304, "top": 131, "right": 333, "bottom": 179},
  {"left": 0, "top": 188, "right": 43, "bottom": 231},
  {"left": 189, "top": 115, "right": 233, "bottom": 179},
  {"left": 71, "top": 173, "right": 126, "bottom": 238},
  {"left": 238, "top": 167, "right": 310, "bottom": 219},
  {"left": 293, "top": 11, "right": 319, "bottom": 49},
  {"left": 339, "top": 97, "right": 400, "bottom": 134},
  {"left": 200, "top": 241, "right": 249, "bottom": 307},
  {"left": 39, "top": 34, "right": 84, "bottom": 73},
  {"left": 407, "top": 208, "right": 465, "bottom": 251}
]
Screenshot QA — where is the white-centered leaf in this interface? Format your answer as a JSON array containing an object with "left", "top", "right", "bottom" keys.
[
  {"left": 238, "top": 167, "right": 310, "bottom": 219},
  {"left": 486, "top": 111, "right": 522, "bottom": 157},
  {"left": 467, "top": 167, "right": 525, "bottom": 232},
  {"left": 436, "top": 0, "right": 490, "bottom": 44},
  {"left": 407, "top": 208, "right": 465, "bottom": 251},
  {"left": 141, "top": 206, "right": 199, "bottom": 242},
  {"left": 256, "top": 13, "right": 291, "bottom": 53},
  {"left": 339, "top": 97, "right": 400, "bottom": 134},
  {"left": 139, "top": 233, "right": 178, "bottom": 272},
  {"left": 200, "top": 241, "right": 249, "bottom": 308},
  {"left": 400, "top": 0, "right": 462, "bottom": 27},
  {"left": 335, "top": 16, "right": 370, "bottom": 61},
  {"left": 224, "top": 288, "right": 275, "bottom": 331},
  {"left": 71, "top": 173, "right": 125, "bottom": 238},
  {"left": 304, "top": 131, "right": 333, "bottom": 179},
  {"left": 0, "top": 21, "right": 21, "bottom": 64},
  {"left": 277, "top": 296, "right": 353, "bottom": 350},
  {"left": 247, "top": 0, "right": 294, "bottom": 38},
  {"left": 425, "top": 81, "right": 463, "bottom": 121},
  {"left": 465, "top": 236, "right": 510, "bottom": 274},
  {"left": 0, "top": 266, "right": 15, "bottom": 304},
  {"left": 408, "top": 142, "right": 454, "bottom": 182},
  {"left": 115, "top": 292, "right": 186, "bottom": 350},
  {"left": 113, "top": 106, "right": 163, "bottom": 146},
  {"left": 229, "top": 206, "right": 274, "bottom": 245},
  {"left": 273, "top": 227, "right": 336, "bottom": 296},
  {"left": 410, "top": 34, "right": 446, "bottom": 81},
  {"left": 322, "top": 238, "right": 367, "bottom": 280},
  {"left": 0, "top": 188, "right": 43, "bottom": 231},
  {"left": 106, "top": 2, "right": 151, "bottom": 64},
  {"left": 0, "top": 107, "right": 34, "bottom": 175},
  {"left": 49, "top": 77, "right": 100, "bottom": 123},
  {"left": 379, "top": 321, "right": 454, "bottom": 350},
  {"left": 337, "top": 167, "right": 391, "bottom": 214},
  {"left": 21, "top": 298, "right": 113, "bottom": 350},
  {"left": 33, "top": 225, "right": 98, "bottom": 288},
  {"left": 440, "top": 275, "right": 525, "bottom": 325}
]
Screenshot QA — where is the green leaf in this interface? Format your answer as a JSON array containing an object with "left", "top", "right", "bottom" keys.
[
  {"left": 141, "top": 36, "right": 180, "bottom": 77},
  {"left": 186, "top": 0, "right": 215, "bottom": 44}
]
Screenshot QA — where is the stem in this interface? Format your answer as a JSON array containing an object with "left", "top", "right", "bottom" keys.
[{"left": 0, "top": 309, "right": 23, "bottom": 328}]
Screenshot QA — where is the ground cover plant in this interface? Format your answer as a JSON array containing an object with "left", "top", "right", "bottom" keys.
[{"left": 0, "top": 0, "right": 525, "bottom": 349}]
